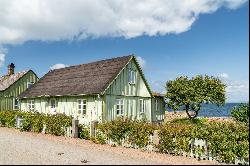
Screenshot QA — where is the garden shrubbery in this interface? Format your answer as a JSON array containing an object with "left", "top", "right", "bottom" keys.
[
  {"left": 97, "top": 117, "right": 157, "bottom": 148},
  {"left": 158, "top": 121, "right": 249, "bottom": 163},
  {"left": 0, "top": 110, "right": 72, "bottom": 136},
  {"left": 0, "top": 110, "right": 17, "bottom": 127},
  {"left": 0, "top": 110, "right": 249, "bottom": 164},
  {"left": 78, "top": 124, "right": 90, "bottom": 140},
  {"left": 97, "top": 117, "right": 249, "bottom": 164},
  {"left": 231, "top": 103, "right": 249, "bottom": 124}
]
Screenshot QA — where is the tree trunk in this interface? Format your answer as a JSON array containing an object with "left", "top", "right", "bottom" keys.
[{"left": 185, "top": 105, "right": 198, "bottom": 119}]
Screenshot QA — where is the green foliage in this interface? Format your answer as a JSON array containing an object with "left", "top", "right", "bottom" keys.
[
  {"left": 0, "top": 110, "right": 72, "bottom": 136},
  {"left": 78, "top": 124, "right": 90, "bottom": 140},
  {"left": 45, "top": 114, "right": 72, "bottom": 136},
  {"left": 20, "top": 112, "right": 46, "bottom": 132},
  {"left": 158, "top": 124, "right": 193, "bottom": 154},
  {"left": 97, "top": 117, "right": 156, "bottom": 148},
  {"left": 158, "top": 122, "right": 249, "bottom": 164},
  {"left": 0, "top": 110, "right": 17, "bottom": 127},
  {"left": 170, "top": 117, "right": 208, "bottom": 125},
  {"left": 166, "top": 75, "right": 226, "bottom": 119},
  {"left": 127, "top": 120, "right": 156, "bottom": 148},
  {"left": 95, "top": 132, "right": 106, "bottom": 144},
  {"left": 231, "top": 103, "right": 249, "bottom": 124},
  {"left": 97, "top": 117, "right": 131, "bottom": 145}
]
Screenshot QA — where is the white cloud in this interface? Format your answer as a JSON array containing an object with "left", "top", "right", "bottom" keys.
[
  {"left": 0, "top": 0, "right": 247, "bottom": 46},
  {"left": 219, "top": 73, "right": 229, "bottom": 79},
  {"left": 217, "top": 73, "right": 249, "bottom": 102},
  {"left": 136, "top": 56, "right": 146, "bottom": 68},
  {"left": 225, "top": 80, "right": 249, "bottom": 102},
  {"left": 218, "top": 73, "right": 249, "bottom": 102},
  {"left": 50, "top": 64, "right": 68, "bottom": 70},
  {"left": 0, "top": 53, "right": 5, "bottom": 68}
]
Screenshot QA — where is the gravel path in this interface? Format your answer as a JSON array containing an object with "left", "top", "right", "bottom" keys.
[{"left": 0, "top": 127, "right": 223, "bottom": 165}]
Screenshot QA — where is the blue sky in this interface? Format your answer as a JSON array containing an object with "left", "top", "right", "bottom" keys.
[{"left": 0, "top": 1, "right": 249, "bottom": 102}]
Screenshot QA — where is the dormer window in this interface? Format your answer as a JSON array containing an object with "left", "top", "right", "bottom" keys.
[
  {"left": 27, "top": 82, "right": 33, "bottom": 89},
  {"left": 128, "top": 69, "right": 136, "bottom": 84}
]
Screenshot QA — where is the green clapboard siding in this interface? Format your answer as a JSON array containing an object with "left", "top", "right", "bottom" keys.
[
  {"left": 104, "top": 58, "right": 153, "bottom": 122},
  {"left": 151, "top": 96, "right": 166, "bottom": 122},
  {"left": 0, "top": 71, "right": 39, "bottom": 111},
  {"left": 20, "top": 57, "right": 165, "bottom": 125}
]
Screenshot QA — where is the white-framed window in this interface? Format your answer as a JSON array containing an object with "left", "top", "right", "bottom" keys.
[
  {"left": 49, "top": 99, "right": 57, "bottom": 115},
  {"left": 50, "top": 99, "right": 56, "bottom": 109},
  {"left": 28, "top": 100, "right": 35, "bottom": 111},
  {"left": 128, "top": 69, "right": 136, "bottom": 84},
  {"left": 13, "top": 98, "right": 19, "bottom": 110},
  {"left": 139, "top": 99, "right": 146, "bottom": 113},
  {"left": 77, "top": 99, "right": 87, "bottom": 116},
  {"left": 116, "top": 98, "right": 124, "bottom": 116},
  {"left": 27, "top": 82, "right": 34, "bottom": 89}
]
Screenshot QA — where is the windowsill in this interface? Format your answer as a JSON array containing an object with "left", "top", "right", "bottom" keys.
[{"left": 77, "top": 114, "right": 87, "bottom": 118}]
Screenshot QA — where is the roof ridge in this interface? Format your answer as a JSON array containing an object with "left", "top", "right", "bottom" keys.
[
  {"left": 0, "top": 70, "right": 30, "bottom": 80},
  {"left": 50, "top": 54, "right": 134, "bottom": 72},
  {"left": 0, "top": 70, "right": 31, "bottom": 91}
]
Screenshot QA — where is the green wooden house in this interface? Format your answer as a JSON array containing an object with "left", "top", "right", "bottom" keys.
[
  {"left": 19, "top": 55, "right": 165, "bottom": 125},
  {"left": 0, "top": 63, "right": 39, "bottom": 111}
]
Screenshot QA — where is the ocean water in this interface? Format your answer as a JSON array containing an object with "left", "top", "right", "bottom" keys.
[
  {"left": 167, "top": 103, "right": 245, "bottom": 117},
  {"left": 198, "top": 103, "right": 244, "bottom": 117}
]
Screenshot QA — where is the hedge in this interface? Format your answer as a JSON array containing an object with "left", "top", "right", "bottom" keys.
[
  {"left": 97, "top": 117, "right": 157, "bottom": 148},
  {"left": 158, "top": 122, "right": 249, "bottom": 164},
  {"left": 0, "top": 110, "right": 72, "bottom": 136},
  {"left": 0, "top": 110, "right": 249, "bottom": 164}
]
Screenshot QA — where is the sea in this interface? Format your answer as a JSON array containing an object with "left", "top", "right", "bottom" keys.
[{"left": 167, "top": 103, "right": 247, "bottom": 118}]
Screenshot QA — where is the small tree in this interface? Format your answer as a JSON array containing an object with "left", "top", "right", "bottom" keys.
[{"left": 166, "top": 75, "right": 226, "bottom": 119}]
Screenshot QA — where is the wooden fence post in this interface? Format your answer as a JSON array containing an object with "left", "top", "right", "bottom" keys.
[
  {"left": 90, "top": 120, "right": 98, "bottom": 137},
  {"left": 152, "top": 130, "right": 160, "bottom": 151},
  {"left": 72, "top": 119, "right": 79, "bottom": 138}
]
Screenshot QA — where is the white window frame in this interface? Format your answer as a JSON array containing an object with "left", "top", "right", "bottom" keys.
[
  {"left": 28, "top": 100, "right": 35, "bottom": 111},
  {"left": 77, "top": 99, "right": 87, "bottom": 116},
  {"left": 50, "top": 99, "right": 57, "bottom": 109},
  {"left": 116, "top": 98, "right": 124, "bottom": 116},
  {"left": 139, "top": 99, "right": 146, "bottom": 113},
  {"left": 128, "top": 69, "right": 136, "bottom": 84},
  {"left": 27, "top": 82, "right": 33, "bottom": 89},
  {"left": 13, "top": 98, "right": 19, "bottom": 110}
]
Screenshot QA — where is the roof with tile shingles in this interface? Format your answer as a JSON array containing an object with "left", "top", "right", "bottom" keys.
[
  {"left": 0, "top": 71, "right": 29, "bottom": 91},
  {"left": 19, "top": 55, "right": 134, "bottom": 98}
]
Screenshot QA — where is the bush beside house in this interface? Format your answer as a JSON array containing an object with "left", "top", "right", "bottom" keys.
[{"left": 0, "top": 110, "right": 72, "bottom": 136}]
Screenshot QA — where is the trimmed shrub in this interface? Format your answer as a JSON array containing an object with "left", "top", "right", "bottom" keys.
[
  {"left": 97, "top": 117, "right": 156, "bottom": 147},
  {"left": 158, "top": 122, "right": 249, "bottom": 164},
  {"left": 45, "top": 114, "right": 72, "bottom": 136},
  {"left": 0, "top": 111, "right": 72, "bottom": 136},
  {"left": 0, "top": 110, "right": 17, "bottom": 127}
]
